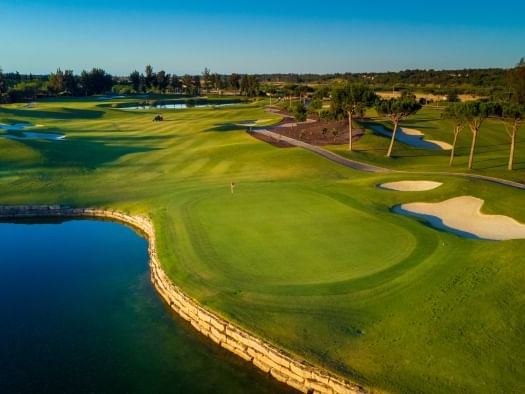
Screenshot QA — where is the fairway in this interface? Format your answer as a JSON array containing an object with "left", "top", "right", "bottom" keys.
[{"left": 1, "top": 98, "right": 524, "bottom": 393}]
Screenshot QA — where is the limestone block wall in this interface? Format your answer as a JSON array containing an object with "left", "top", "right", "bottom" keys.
[{"left": 0, "top": 205, "right": 367, "bottom": 394}]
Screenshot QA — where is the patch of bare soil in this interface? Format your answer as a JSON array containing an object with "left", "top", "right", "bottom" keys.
[{"left": 271, "top": 120, "right": 363, "bottom": 146}]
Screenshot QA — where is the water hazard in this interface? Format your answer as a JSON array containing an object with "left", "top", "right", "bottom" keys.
[{"left": 0, "top": 219, "right": 291, "bottom": 393}]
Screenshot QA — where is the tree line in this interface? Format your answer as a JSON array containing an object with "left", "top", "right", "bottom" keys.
[
  {"left": 0, "top": 65, "right": 262, "bottom": 103},
  {"left": 245, "top": 66, "right": 519, "bottom": 96},
  {"left": 0, "top": 67, "right": 114, "bottom": 102},
  {"left": 3, "top": 60, "right": 523, "bottom": 104}
]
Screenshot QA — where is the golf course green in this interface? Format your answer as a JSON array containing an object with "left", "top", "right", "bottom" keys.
[{"left": 1, "top": 97, "right": 524, "bottom": 393}]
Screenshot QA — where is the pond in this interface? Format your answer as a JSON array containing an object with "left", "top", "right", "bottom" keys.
[
  {"left": 0, "top": 219, "right": 291, "bottom": 393},
  {"left": 367, "top": 123, "right": 446, "bottom": 150},
  {"left": 121, "top": 101, "right": 240, "bottom": 110}
]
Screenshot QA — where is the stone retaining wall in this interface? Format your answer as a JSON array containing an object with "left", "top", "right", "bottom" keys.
[{"left": 0, "top": 205, "right": 367, "bottom": 394}]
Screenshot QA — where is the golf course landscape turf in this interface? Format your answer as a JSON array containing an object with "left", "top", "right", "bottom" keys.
[
  {"left": 330, "top": 106, "right": 525, "bottom": 183},
  {"left": 1, "top": 97, "right": 524, "bottom": 393}
]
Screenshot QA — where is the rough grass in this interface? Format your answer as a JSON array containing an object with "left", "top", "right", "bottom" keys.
[{"left": 1, "top": 97, "right": 524, "bottom": 393}]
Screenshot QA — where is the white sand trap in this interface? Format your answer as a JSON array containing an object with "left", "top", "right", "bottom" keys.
[
  {"left": 401, "top": 127, "right": 453, "bottom": 150},
  {"left": 400, "top": 196, "right": 525, "bottom": 240},
  {"left": 426, "top": 139, "right": 453, "bottom": 150},
  {"left": 380, "top": 180, "right": 443, "bottom": 191},
  {"left": 400, "top": 127, "right": 424, "bottom": 136}
]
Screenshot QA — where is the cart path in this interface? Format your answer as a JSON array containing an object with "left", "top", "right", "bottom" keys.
[{"left": 254, "top": 128, "right": 525, "bottom": 190}]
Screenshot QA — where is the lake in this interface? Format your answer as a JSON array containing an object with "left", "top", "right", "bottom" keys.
[
  {"left": 0, "top": 219, "right": 291, "bottom": 393},
  {"left": 121, "top": 101, "right": 240, "bottom": 110}
]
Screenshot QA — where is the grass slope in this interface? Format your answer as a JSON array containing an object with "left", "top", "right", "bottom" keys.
[{"left": 1, "top": 97, "right": 524, "bottom": 393}]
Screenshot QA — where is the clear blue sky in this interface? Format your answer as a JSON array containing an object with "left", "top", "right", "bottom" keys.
[{"left": 1, "top": 0, "right": 524, "bottom": 75}]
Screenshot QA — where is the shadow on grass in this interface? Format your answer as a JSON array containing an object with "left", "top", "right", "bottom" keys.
[
  {"left": 0, "top": 107, "right": 105, "bottom": 120},
  {"left": 2, "top": 136, "right": 159, "bottom": 170},
  {"left": 204, "top": 122, "right": 255, "bottom": 132},
  {"left": 0, "top": 118, "right": 32, "bottom": 126}
]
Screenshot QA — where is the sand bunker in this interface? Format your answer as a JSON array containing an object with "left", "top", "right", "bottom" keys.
[
  {"left": 401, "top": 128, "right": 452, "bottom": 149},
  {"left": 398, "top": 196, "right": 525, "bottom": 240},
  {"left": 4, "top": 132, "right": 65, "bottom": 141},
  {"left": 380, "top": 181, "right": 443, "bottom": 191}
]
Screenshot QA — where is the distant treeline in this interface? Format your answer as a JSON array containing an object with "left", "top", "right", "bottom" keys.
[
  {"left": 0, "top": 65, "right": 261, "bottom": 103},
  {"left": 1, "top": 59, "right": 523, "bottom": 103},
  {"left": 256, "top": 68, "right": 513, "bottom": 96}
]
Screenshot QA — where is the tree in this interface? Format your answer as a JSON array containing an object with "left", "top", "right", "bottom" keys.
[
  {"left": 509, "top": 63, "right": 525, "bottom": 104},
  {"left": 308, "top": 98, "right": 322, "bottom": 119},
  {"left": 48, "top": 68, "right": 65, "bottom": 95},
  {"left": 63, "top": 70, "right": 77, "bottom": 95},
  {"left": 496, "top": 102, "right": 524, "bottom": 171},
  {"left": 313, "top": 85, "right": 330, "bottom": 101},
  {"left": 294, "top": 84, "right": 310, "bottom": 104},
  {"left": 457, "top": 101, "right": 495, "bottom": 170},
  {"left": 211, "top": 73, "right": 223, "bottom": 91},
  {"left": 130, "top": 70, "right": 141, "bottom": 93},
  {"left": 170, "top": 74, "right": 182, "bottom": 93},
  {"left": 144, "top": 65, "right": 155, "bottom": 91},
  {"left": 293, "top": 102, "right": 307, "bottom": 122},
  {"left": 229, "top": 73, "right": 240, "bottom": 92},
  {"left": 182, "top": 75, "right": 193, "bottom": 95},
  {"left": 79, "top": 68, "right": 113, "bottom": 96},
  {"left": 442, "top": 103, "right": 465, "bottom": 166},
  {"left": 192, "top": 75, "right": 201, "bottom": 95},
  {"left": 332, "top": 83, "right": 377, "bottom": 151},
  {"left": 202, "top": 67, "right": 211, "bottom": 94},
  {"left": 240, "top": 75, "right": 249, "bottom": 96},
  {"left": 375, "top": 97, "right": 422, "bottom": 157},
  {"left": 0, "top": 68, "right": 6, "bottom": 94},
  {"left": 240, "top": 75, "right": 259, "bottom": 98},
  {"left": 156, "top": 70, "right": 169, "bottom": 93}
]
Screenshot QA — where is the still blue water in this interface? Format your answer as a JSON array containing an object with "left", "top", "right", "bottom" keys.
[{"left": 0, "top": 219, "right": 291, "bottom": 393}]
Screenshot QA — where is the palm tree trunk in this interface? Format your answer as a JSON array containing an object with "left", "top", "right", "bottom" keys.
[
  {"left": 468, "top": 128, "right": 478, "bottom": 170},
  {"left": 449, "top": 127, "right": 459, "bottom": 166},
  {"left": 348, "top": 111, "right": 353, "bottom": 151},
  {"left": 386, "top": 120, "right": 399, "bottom": 157},
  {"left": 508, "top": 124, "right": 517, "bottom": 171}
]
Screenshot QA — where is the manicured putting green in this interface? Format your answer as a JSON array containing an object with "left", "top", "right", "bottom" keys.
[{"left": 188, "top": 184, "right": 415, "bottom": 285}]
